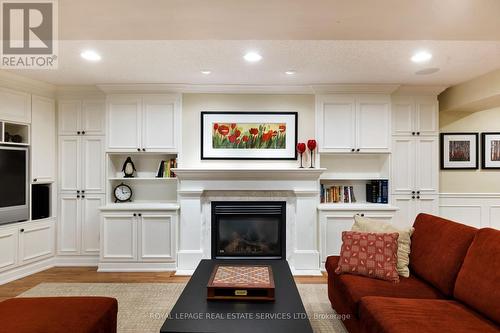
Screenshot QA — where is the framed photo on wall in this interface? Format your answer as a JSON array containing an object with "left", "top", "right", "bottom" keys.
[
  {"left": 201, "top": 111, "right": 298, "bottom": 160},
  {"left": 440, "top": 133, "right": 479, "bottom": 170},
  {"left": 481, "top": 132, "right": 500, "bottom": 169}
]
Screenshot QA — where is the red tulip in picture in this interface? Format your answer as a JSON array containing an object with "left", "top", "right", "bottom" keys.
[
  {"left": 307, "top": 139, "right": 317, "bottom": 168},
  {"left": 297, "top": 143, "right": 306, "bottom": 168}
]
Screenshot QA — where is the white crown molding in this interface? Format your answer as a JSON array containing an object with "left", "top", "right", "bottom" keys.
[
  {"left": 393, "top": 85, "right": 448, "bottom": 96},
  {"left": 56, "top": 85, "right": 106, "bottom": 99},
  {"left": 311, "top": 84, "right": 400, "bottom": 94},
  {"left": 0, "top": 71, "right": 56, "bottom": 97}
]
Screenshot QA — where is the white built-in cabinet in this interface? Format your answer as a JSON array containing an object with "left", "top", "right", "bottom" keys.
[
  {"left": 316, "top": 94, "right": 391, "bottom": 153},
  {"left": 58, "top": 99, "right": 106, "bottom": 258},
  {"left": 106, "top": 94, "right": 180, "bottom": 152},
  {"left": 100, "top": 211, "right": 176, "bottom": 264},
  {"left": 0, "top": 219, "right": 55, "bottom": 272},
  {"left": 31, "top": 95, "right": 56, "bottom": 183},
  {"left": 391, "top": 95, "right": 439, "bottom": 228},
  {"left": 58, "top": 100, "right": 105, "bottom": 136},
  {"left": 0, "top": 87, "right": 31, "bottom": 123}
]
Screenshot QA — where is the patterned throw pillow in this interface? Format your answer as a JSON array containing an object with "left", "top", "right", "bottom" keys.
[{"left": 335, "top": 231, "right": 400, "bottom": 283}]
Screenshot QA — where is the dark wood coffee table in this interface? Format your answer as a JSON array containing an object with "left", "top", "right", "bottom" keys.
[{"left": 160, "top": 259, "right": 313, "bottom": 333}]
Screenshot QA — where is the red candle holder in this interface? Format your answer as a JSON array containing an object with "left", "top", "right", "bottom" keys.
[
  {"left": 296, "top": 143, "right": 306, "bottom": 168},
  {"left": 307, "top": 139, "right": 317, "bottom": 168}
]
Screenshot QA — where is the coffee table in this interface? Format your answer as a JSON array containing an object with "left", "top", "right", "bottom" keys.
[{"left": 160, "top": 259, "right": 313, "bottom": 333}]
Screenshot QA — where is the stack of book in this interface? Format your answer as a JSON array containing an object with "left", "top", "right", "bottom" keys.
[
  {"left": 321, "top": 185, "right": 356, "bottom": 203},
  {"left": 366, "top": 180, "right": 389, "bottom": 203},
  {"left": 156, "top": 159, "right": 177, "bottom": 178}
]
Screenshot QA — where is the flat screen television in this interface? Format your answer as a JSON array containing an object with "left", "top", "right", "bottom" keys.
[{"left": 0, "top": 146, "right": 29, "bottom": 225}]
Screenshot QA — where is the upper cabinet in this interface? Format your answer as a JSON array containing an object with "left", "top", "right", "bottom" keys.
[
  {"left": 106, "top": 94, "right": 181, "bottom": 153},
  {"left": 58, "top": 99, "right": 105, "bottom": 136},
  {"left": 392, "top": 96, "right": 438, "bottom": 136},
  {"left": 316, "top": 94, "right": 391, "bottom": 153},
  {"left": 31, "top": 95, "right": 56, "bottom": 183},
  {"left": 0, "top": 87, "right": 31, "bottom": 123}
]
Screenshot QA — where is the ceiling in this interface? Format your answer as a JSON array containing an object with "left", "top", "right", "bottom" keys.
[
  {"left": 6, "top": 1, "right": 500, "bottom": 87},
  {"left": 8, "top": 40, "right": 500, "bottom": 86}
]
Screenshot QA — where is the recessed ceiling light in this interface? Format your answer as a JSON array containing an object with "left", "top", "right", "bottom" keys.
[
  {"left": 244, "top": 52, "right": 262, "bottom": 63},
  {"left": 285, "top": 70, "right": 296, "bottom": 75},
  {"left": 411, "top": 51, "right": 432, "bottom": 63},
  {"left": 80, "top": 50, "right": 101, "bottom": 62},
  {"left": 201, "top": 70, "right": 211, "bottom": 75}
]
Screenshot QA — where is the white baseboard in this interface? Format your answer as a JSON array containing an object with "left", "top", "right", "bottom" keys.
[
  {"left": 54, "top": 255, "right": 99, "bottom": 266},
  {"left": 174, "top": 269, "right": 195, "bottom": 276},
  {"left": 97, "top": 262, "right": 177, "bottom": 272},
  {"left": 0, "top": 257, "right": 55, "bottom": 285}
]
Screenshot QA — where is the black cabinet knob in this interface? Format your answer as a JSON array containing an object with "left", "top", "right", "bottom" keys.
[
  {"left": 20, "top": 228, "right": 24, "bottom": 233},
  {"left": 33, "top": 178, "right": 37, "bottom": 182},
  {"left": 356, "top": 148, "right": 360, "bottom": 152},
  {"left": 77, "top": 131, "right": 81, "bottom": 135},
  {"left": 412, "top": 196, "right": 415, "bottom": 199},
  {"left": 411, "top": 191, "right": 415, "bottom": 194},
  {"left": 360, "top": 213, "right": 365, "bottom": 217},
  {"left": 351, "top": 148, "right": 355, "bottom": 152},
  {"left": 137, "top": 148, "right": 140, "bottom": 151},
  {"left": 82, "top": 131, "right": 86, "bottom": 135},
  {"left": 77, "top": 195, "right": 80, "bottom": 198},
  {"left": 77, "top": 190, "right": 80, "bottom": 194},
  {"left": 417, "top": 196, "right": 420, "bottom": 199},
  {"left": 82, "top": 195, "right": 85, "bottom": 199},
  {"left": 82, "top": 190, "right": 85, "bottom": 193},
  {"left": 138, "top": 213, "right": 142, "bottom": 217},
  {"left": 416, "top": 191, "right": 420, "bottom": 194},
  {"left": 412, "top": 132, "right": 415, "bottom": 135},
  {"left": 133, "top": 213, "right": 137, "bottom": 217},
  {"left": 417, "top": 132, "right": 420, "bottom": 135},
  {"left": 142, "top": 148, "right": 146, "bottom": 152}
]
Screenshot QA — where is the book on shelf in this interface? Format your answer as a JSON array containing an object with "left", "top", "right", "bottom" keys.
[
  {"left": 320, "top": 184, "right": 356, "bottom": 204},
  {"left": 156, "top": 158, "right": 177, "bottom": 178},
  {"left": 366, "top": 180, "right": 388, "bottom": 204}
]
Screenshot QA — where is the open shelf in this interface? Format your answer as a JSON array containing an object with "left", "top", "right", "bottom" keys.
[
  {"left": 319, "top": 154, "right": 390, "bottom": 180},
  {"left": 0, "top": 121, "right": 29, "bottom": 145}
]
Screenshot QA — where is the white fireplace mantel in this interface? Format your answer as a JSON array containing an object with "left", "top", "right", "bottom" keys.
[{"left": 174, "top": 167, "right": 325, "bottom": 275}]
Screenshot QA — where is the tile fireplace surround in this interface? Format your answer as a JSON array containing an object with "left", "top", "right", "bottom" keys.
[{"left": 174, "top": 168, "right": 325, "bottom": 275}]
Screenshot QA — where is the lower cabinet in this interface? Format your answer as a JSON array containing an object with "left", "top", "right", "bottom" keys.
[
  {"left": 392, "top": 194, "right": 439, "bottom": 229},
  {"left": 319, "top": 210, "right": 396, "bottom": 263},
  {"left": 100, "top": 210, "right": 177, "bottom": 265},
  {"left": 0, "top": 219, "right": 55, "bottom": 273}
]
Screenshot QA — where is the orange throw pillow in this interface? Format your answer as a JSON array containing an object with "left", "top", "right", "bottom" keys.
[{"left": 335, "top": 231, "right": 400, "bottom": 283}]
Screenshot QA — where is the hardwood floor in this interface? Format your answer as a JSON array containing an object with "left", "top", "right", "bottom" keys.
[{"left": 0, "top": 267, "right": 327, "bottom": 302}]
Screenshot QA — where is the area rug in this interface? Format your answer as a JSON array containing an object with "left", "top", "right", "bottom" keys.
[{"left": 19, "top": 283, "right": 348, "bottom": 333}]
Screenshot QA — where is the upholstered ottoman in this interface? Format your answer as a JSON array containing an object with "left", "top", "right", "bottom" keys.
[{"left": 0, "top": 296, "right": 118, "bottom": 333}]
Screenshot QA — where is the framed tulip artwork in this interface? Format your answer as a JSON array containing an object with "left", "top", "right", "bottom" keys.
[{"left": 201, "top": 111, "right": 298, "bottom": 160}]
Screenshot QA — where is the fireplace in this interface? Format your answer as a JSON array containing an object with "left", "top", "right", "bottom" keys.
[{"left": 211, "top": 201, "right": 286, "bottom": 259}]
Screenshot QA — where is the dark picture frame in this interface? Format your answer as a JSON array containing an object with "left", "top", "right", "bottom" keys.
[
  {"left": 481, "top": 132, "right": 500, "bottom": 169},
  {"left": 200, "top": 111, "right": 298, "bottom": 160},
  {"left": 440, "top": 132, "right": 479, "bottom": 170}
]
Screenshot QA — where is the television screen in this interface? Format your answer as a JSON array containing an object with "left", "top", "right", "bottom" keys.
[{"left": 0, "top": 149, "right": 27, "bottom": 208}]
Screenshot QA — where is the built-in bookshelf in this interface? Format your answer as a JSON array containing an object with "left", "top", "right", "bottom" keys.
[
  {"left": 106, "top": 153, "right": 178, "bottom": 204},
  {"left": 318, "top": 154, "right": 392, "bottom": 208}
]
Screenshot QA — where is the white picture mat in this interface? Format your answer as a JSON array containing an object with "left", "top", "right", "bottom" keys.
[
  {"left": 202, "top": 113, "right": 297, "bottom": 159},
  {"left": 443, "top": 134, "right": 477, "bottom": 168},
  {"left": 484, "top": 134, "right": 500, "bottom": 167}
]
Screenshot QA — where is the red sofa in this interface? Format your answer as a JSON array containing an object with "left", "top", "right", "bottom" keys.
[{"left": 326, "top": 213, "right": 500, "bottom": 333}]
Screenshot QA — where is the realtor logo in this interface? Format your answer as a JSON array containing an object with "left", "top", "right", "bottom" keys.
[{"left": 1, "top": 0, "right": 58, "bottom": 68}]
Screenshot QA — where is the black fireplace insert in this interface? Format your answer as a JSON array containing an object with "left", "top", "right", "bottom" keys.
[{"left": 211, "top": 201, "right": 286, "bottom": 259}]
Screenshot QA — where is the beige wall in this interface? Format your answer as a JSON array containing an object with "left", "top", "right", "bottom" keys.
[
  {"left": 181, "top": 93, "right": 315, "bottom": 168},
  {"left": 440, "top": 107, "right": 500, "bottom": 193}
]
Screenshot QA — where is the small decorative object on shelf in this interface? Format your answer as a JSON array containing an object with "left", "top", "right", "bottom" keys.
[
  {"left": 4, "top": 132, "right": 10, "bottom": 142},
  {"left": 307, "top": 139, "right": 317, "bottom": 168},
  {"left": 11, "top": 135, "right": 22, "bottom": 143},
  {"left": 296, "top": 142, "right": 306, "bottom": 168},
  {"left": 114, "top": 183, "right": 132, "bottom": 203},
  {"left": 122, "top": 157, "right": 136, "bottom": 178}
]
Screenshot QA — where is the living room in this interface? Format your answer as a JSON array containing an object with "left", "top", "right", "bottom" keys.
[{"left": 0, "top": 1, "right": 499, "bottom": 332}]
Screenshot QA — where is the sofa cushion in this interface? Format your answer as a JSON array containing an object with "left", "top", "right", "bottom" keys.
[
  {"left": 454, "top": 228, "right": 500, "bottom": 324},
  {"left": 0, "top": 297, "right": 118, "bottom": 333},
  {"left": 359, "top": 296, "right": 499, "bottom": 333},
  {"left": 326, "top": 256, "right": 443, "bottom": 318},
  {"left": 335, "top": 231, "right": 400, "bottom": 282},
  {"left": 410, "top": 213, "right": 477, "bottom": 296}
]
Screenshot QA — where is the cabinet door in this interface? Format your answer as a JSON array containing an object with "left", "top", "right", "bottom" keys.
[
  {"left": 0, "top": 226, "right": 18, "bottom": 272},
  {"left": 139, "top": 214, "right": 174, "bottom": 261},
  {"left": 101, "top": 214, "right": 137, "bottom": 261},
  {"left": 81, "top": 195, "right": 104, "bottom": 255},
  {"left": 392, "top": 137, "right": 416, "bottom": 194},
  {"left": 58, "top": 100, "right": 81, "bottom": 135},
  {"left": 321, "top": 213, "right": 355, "bottom": 259},
  {"left": 415, "top": 137, "right": 438, "bottom": 194},
  {"left": 0, "top": 87, "right": 31, "bottom": 123},
  {"left": 59, "top": 136, "right": 81, "bottom": 192},
  {"left": 82, "top": 100, "right": 105, "bottom": 135},
  {"left": 31, "top": 96, "right": 56, "bottom": 183},
  {"left": 415, "top": 96, "right": 438, "bottom": 135},
  {"left": 107, "top": 97, "right": 141, "bottom": 151},
  {"left": 416, "top": 195, "right": 439, "bottom": 217},
  {"left": 392, "top": 96, "right": 414, "bottom": 136},
  {"left": 356, "top": 95, "right": 391, "bottom": 152},
  {"left": 142, "top": 96, "right": 177, "bottom": 152},
  {"left": 82, "top": 136, "right": 105, "bottom": 193},
  {"left": 316, "top": 95, "right": 356, "bottom": 152},
  {"left": 19, "top": 220, "right": 54, "bottom": 264},
  {"left": 58, "top": 195, "right": 80, "bottom": 254},
  {"left": 392, "top": 195, "right": 416, "bottom": 229}
]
